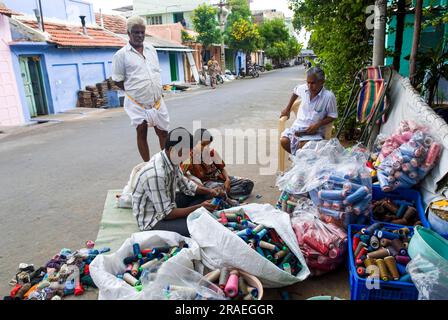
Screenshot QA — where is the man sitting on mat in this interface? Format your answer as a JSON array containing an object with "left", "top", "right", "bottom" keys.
[
  {"left": 280, "top": 67, "right": 338, "bottom": 155},
  {"left": 132, "top": 127, "right": 224, "bottom": 237}
]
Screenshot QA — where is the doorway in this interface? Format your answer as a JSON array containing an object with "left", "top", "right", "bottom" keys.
[
  {"left": 169, "top": 52, "right": 179, "bottom": 82},
  {"left": 19, "top": 56, "right": 48, "bottom": 117}
]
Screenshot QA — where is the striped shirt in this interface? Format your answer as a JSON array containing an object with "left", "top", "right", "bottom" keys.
[{"left": 132, "top": 151, "right": 198, "bottom": 231}]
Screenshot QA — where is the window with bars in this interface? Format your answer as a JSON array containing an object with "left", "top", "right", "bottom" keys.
[{"left": 147, "top": 15, "right": 163, "bottom": 25}]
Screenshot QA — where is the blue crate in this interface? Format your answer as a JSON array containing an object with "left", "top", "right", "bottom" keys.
[
  {"left": 348, "top": 224, "right": 419, "bottom": 300},
  {"left": 371, "top": 184, "right": 429, "bottom": 228}
]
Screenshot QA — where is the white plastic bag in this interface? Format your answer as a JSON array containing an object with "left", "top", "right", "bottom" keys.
[
  {"left": 187, "top": 203, "right": 310, "bottom": 288},
  {"left": 89, "top": 231, "right": 202, "bottom": 300},
  {"left": 407, "top": 254, "right": 448, "bottom": 300},
  {"left": 117, "top": 162, "right": 147, "bottom": 208}
]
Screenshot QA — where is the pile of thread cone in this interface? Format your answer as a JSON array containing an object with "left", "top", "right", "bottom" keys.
[
  {"left": 276, "top": 191, "right": 301, "bottom": 214},
  {"left": 204, "top": 268, "right": 259, "bottom": 300},
  {"left": 4, "top": 240, "right": 109, "bottom": 300},
  {"left": 210, "top": 208, "right": 302, "bottom": 276},
  {"left": 373, "top": 198, "right": 422, "bottom": 226},
  {"left": 352, "top": 223, "right": 413, "bottom": 282},
  {"left": 116, "top": 242, "right": 188, "bottom": 291},
  {"left": 377, "top": 131, "right": 442, "bottom": 192},
  {"left": 310, "top": 173, "right": 372, "bottom": 228}
]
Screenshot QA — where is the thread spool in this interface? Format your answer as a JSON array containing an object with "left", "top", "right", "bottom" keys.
[
  {"left": 375, "top": 259, "right": 390, "bottom": 281},
  {"left": 224, "top": 270, "right": 239, "bottom": 298},
  {"left": 122, "top": 273, "right": 139, "bottom": 286},
  {"left": 140, "top": 258, "right": 159, "bottom": 270},
  {"left": 274, "top": 250, "right": 288, "bottom": 260},
  {"left": 386, "top": 246, "right": 398, "bottom": 257},
  {"left": 257, "top": 229, "right": 268, "bottom": 239},
  {"left": 225, "top": 213, "right": 238, "bottom": 222},
  {"left": 403, "top": 206, "right": 417, "bottom": 222},
  {"left": 354, "top": 241, "right": 368, "bottom": 257},
  {"left": 424, "top": 143, "right": 441, "bottom": 167},
  {"left": 384, "top": 256, "right": 400, "bottom": 280},
  {"left": 396, "top": 204, "right": 408, "bottom": 219},
  {"left": 132, "top": 243, "right": 141, "bottom": 257},
  {"left": 375, "top": 230, "right": 400, "bottom": 240},
  {"left": 359, "top": 234, "right": 370, "bottom": 244},
  {"left": 399, "top": 274, "right": 412, "bottom": 283},
  {"left": 85, "top": 240, "right": 95, "bottom": 249},
  {"left": 403, "top": 242, "right": 409, "bottom": 249},
  {"left": 352, "top": 234, "right": 361, "bottom": 252},
  {"left": 167, "top": 285, "right": 197, "bottom": 299},
  {"left": 367, "top": 247, "right": 390, "bottom": 259},
  {"left": 366, "top": 223, "right": 384, "bottom": 235},
  {"left": 391, "top": 239, "right": 407, "bottom": 256},
  {"left": 220, "top": 212, "right": 228, "bottom": 225},
  {"left": 356, "top": 247, "right": 368, "bottom": 262},
  {"left": 236, "top": 228, "right": 252, "bottom": 238},
  {"left": 380, "top": 238, "right": 392, "bottom": 247},
  {"left": 319, "top": 207, "right": 343, "bottom": 219},
  {"left": 357, "top": 267, "right": 366, "bottom": 276},
  {"left": 410, "top": 158, "right": 419, "bottom": 168},
  {"left": 259, "top": 240, "right": 277, "bottom": 251},
  {"left": 383, "top": 200, "right": 399, "bottom": 214},
  {"left": 238, "top": 276, "right": 249, "bottom": 295},
  {"left": 319, "top": 190, "right": 346, "bottom": 201},
  {"left": 205, "top": 269, "right": 221, "bottom": 283},
  {"left": 369, "top": 236, "right": 380, "bottom": 250},
  {"left": 395, "top": 255, "right": 411, "bottom": 265},
  {"left": 344, "top": 187, "right": 369, "bottom": 205},
  {"left": 256, "top": 247, "right": 265, "bottom": 257},
  {"left": 246, "top": 286, "right": 259, "bottom": 298},
  {"left": 218, "top": 268, "right": 230, "bottom": 289},
  {"left": 282, "top": 263, "right": 292, "bottom": 274},
  {"left": 281, "top": 252, "right": 293, "bottom": 265},
  {"left": 396, "top": 263, "right": 407, "bottom": 276},
  {"left": 363, "top": 258, "right": 376, "bottom": 276},
  {"left": 252, "top": 224, "right": 265, "bottom": 234}
]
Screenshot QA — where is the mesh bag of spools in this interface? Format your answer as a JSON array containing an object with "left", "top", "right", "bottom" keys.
[
  {"left": 187, "top": 203, "right": 310, "bottom": 288},
  {"left": 406, "top": 254, "right": 448, "bottom": 300},
  {"left": 291, "top": 206, "right": 348, "bottom": 276},
  {"left": 304, "top": 144, "right": 373, "bottom": 229},
  {"left": 89, "top": 231, "right": 202, "bottom": 299},
  {"left": 377, "top": 130, "right": 442, "bottom": 192}
]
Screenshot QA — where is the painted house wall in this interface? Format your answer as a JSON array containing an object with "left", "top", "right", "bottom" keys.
[
  {"left": 10, "top": 44, "right": 117, "bottom": 121},
  {"left": 0, "top": 15, "right": 25, "bottom": 126},
  {"left": 3, "top": 0, "right": 95, "bottom": 25},
  {"left": 157, "top": 51, "right": 186, "bottom": 84}
]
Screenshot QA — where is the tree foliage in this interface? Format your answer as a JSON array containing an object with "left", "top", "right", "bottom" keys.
[
  {"left": 259, "top": 18, "right": 302, "bottom": 63},
  {"left": 192, "top": 4, "right": 222, "bottom": 49},
  {"left": 225, "top": 0, "right": 261, "bottom": 53}
]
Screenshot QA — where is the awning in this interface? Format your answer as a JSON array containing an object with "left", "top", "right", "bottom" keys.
[{"left": 154, "top": 48, "right": 195, "bottom": 52}]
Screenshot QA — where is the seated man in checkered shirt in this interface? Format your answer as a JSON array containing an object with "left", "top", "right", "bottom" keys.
[{"left": 132, "top": 127, "right": 224, "bottom": 237}]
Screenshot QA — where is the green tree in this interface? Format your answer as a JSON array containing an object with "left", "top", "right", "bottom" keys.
[
  {"left": 192, "top": 4, "right": 222, "bottom": 53},
  {"left": 259, "top": 18, "right": 302, "bottom": 65},
  {"left": 225, "top": 0, "right": 261, "bottom": 66}
]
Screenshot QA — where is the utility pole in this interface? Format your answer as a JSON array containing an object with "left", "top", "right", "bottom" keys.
[
  {"left": 216, "top": 0, "right": 229, "bottom": 72},
  {"left": 372, "top": 0, "right": 387, "bottom": 66}
]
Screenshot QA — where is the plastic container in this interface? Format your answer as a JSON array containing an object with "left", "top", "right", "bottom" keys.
[
  {"left": 427, "top": 209, "right": 448, "bottom": 239},
  {"left": 348, "top": 224, "right": 418, "bottom": 300},
  {"left": 371, "top": 184, "right": 429, "bottom": 228},
  {"left": 408, "top": 225, "right": 448, "bottom": 261},
  {"left": 203, "top": 270, "right": 264, "bottom": 300}
]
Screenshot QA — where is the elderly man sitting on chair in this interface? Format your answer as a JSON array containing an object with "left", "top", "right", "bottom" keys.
[{"left": 280, "top": 67, "right": 338, "bottom": 155}]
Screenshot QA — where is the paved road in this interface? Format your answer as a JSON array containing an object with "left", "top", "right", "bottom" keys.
[{"left": 0, "top": 67, "right": 308, "bottom": 296}]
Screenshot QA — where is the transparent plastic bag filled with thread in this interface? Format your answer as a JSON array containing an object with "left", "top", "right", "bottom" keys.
[
  {"left": 140, "top": 257, "right": 226, "bottom": 300},
  {"left": 406, "top": 254, "right": 448, "bottom": 300},
  {"left": 377, "top": 130, "right": 442, "bottom": 192},
  {"left": 291, "top": 206, "right": 348, "bottom": 276},
  {"left": 276, "top": 139, "right": 346, "bottom": 195},
  {"left": 306, "top": 144, "right": 373, "bottom": 229}
]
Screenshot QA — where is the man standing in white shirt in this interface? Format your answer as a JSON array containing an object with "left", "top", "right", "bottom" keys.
[
  {"left": 280, "top": 67, "right": 338, "bottom": 155},
  {"left": 112, "top": 16, "right": 169, "bottom": 162}
]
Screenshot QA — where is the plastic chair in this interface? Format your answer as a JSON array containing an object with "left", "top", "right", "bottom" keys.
[{"left": 278, "top": 99, "right": 333, "bottom": 172}]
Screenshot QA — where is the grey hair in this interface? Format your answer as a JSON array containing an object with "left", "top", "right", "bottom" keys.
[
  {"left": 127, "top": 16, "right": 146, "bottom": 33},
  {"left": 307, "top": 67, "right": 325, "bottom": 82}
]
